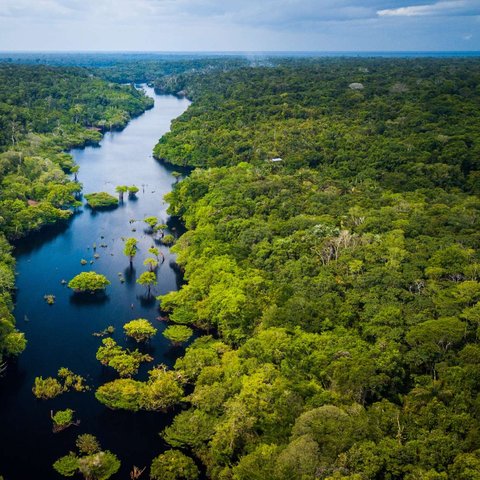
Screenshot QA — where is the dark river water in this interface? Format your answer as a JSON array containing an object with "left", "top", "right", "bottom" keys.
[{"left": 0, "top": 87, "right": 192, "bottom": 479}]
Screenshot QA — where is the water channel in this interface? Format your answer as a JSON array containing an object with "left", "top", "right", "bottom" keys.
[{"left": 0, "top": 87, "right": 191, "bottom": 479}]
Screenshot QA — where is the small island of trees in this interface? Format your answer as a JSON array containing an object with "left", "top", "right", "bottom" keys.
[
  {"left": 124, "top": 319, "right": 157, "bottom": 342},
  {"left": 68, "top": 272, "right": 110, "bottom": 293},
  {"left": 84, "top": 192, "right": 119, "bottom": 210}
]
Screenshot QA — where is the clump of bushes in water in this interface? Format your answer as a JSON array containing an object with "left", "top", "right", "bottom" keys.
[
  {"left": 84, "top": 192, "right": 118, "bottom": 210},
  {"left": 124, "top": 319, "right": 157, "bottom": 342},
  {"left": 96, "top": 338, "right": 152, "bottom": 377},
  {"left": 128, "top": 185, "right": 139, "bottom": 198},
  {"left": 150, "top": 450, "right": 199, "bottom": 480},
  {"left": 95, "top": 365, "right": 183, "bottom": 412},
  {"left": 68, "top": 271, "right": 110, "bottom": 293},
  {"left": 53, "top": 434, "right": 120, "bottom": 480},
  {"left": 161, "top": 234, "right": 175, "bottom": 246},
  {"left": 32, "top": 368, "right": 89, "bottom": 399},
  {"left": 92, "top": 326, "right": 115, "bottom": 337},
  {"left": 163, "top": 325, "right": 193, "bottom": 346},
  {"left": 43, "top": 294, "right": 55, "bottom": 305},
  {"left": 51, "top": 409, "right": 80, "bottom": 433}
]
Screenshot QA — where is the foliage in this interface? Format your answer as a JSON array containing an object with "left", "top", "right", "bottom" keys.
[
  {"left": 53, "top": 435, "right": 120, "bottom": 480},
  {"left": 52, "top": 409, "right": 75, "bottom": 427},
  {"left": 84, "top": 192, "right": 118, "bottom": 209},
  {"left": 150, "top": 450, "right": 199, "bottom": 480},
  {"left": 161, "top": 234, "right": 175, "bottom": 246},
  {"left": 44, "top": 294, "right": 55, "bottom": 305},
  {"left": 154, "top": 59, "right": 480, "bottom": 479},
  {"left": 127, "top": 185, "right": 139, "bottom": 197},
  {"left": 32, "top": 376, "right": 63, "bottom": 399},
  {"left": 163, "top": 325, "right": 193, "bottom": 346},
  {"left": 123, "top": 318, "right": 157, "bottom": 342},
  {"left": 51, "top": 408, "right": 78, "bottom": 432},
  {"left": 68, "top": 271, "right": 110, "bottom": 293},
  {"left": 136, "top": 271, "right": 157, "bottom": 293},
  {"left": 144, "top": 257, "right": 159, "bottom": 271},
  {"left": 76, "top": 434, "right": 101, "bottom": 455},
  {"left": 0, "top": 63, "right": 151, "bottom": 366},
  {"left": 123, "top": 237, "right": 138, "bottom": 264},
  {"left": 144, "top": 216, "right": 159, "bottom": 229},
  {"left": 33, "top": 368, "right": 88, "bottom": 399},
  {"left": 96, "top": 338, "right": 152, "bottom": 377},
  {"left": 95, "top": 366, "right": 183, "bottom": 411}
]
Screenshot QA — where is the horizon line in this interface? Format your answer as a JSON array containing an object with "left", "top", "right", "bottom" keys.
[{"left": 1, "top": 50, "right": 480, "bottom": 54}]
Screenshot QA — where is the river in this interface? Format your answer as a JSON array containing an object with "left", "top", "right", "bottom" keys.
[{"left": 0, "top": 87, "right": 191, "bottom": 479}]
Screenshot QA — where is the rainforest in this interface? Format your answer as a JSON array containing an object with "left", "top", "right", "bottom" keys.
[{"left": 1, "top": 54, "right": 480, "bottom": 480}]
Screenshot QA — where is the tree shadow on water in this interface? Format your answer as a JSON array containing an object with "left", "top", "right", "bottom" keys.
[
  {"left": 137, "top": 293, "right": 156, "bottom": 308},
  {"left": 123, "top": 266, "right": 137, "bottom": 286},
  {"left": 69, "top": 291, "right": 110, "bottom": 306}
]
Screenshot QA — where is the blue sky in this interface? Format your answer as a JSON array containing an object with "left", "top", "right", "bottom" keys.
[{"left": 0, "top": 0, "right": 479, "bottom": 51}]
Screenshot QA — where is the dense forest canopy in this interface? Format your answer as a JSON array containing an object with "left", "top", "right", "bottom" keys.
[
  {"left": 2, "top": 55, "right": 480, "bottom": 479},
  {"left": 151, "top": 58, "right": 480, "bottom": 479},
  {"left": 0, "top": 64, "right": 152, "bottom": 373}
]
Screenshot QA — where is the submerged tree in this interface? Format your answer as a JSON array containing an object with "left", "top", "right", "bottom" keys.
[
  {"left": 84, "top": 192, "right": 118, "bottom": 210},
  {"left": 115, "top": 185, "right": 128, "bottom": 202},
  {"left": 123, "top": 238, "right": 138, "bottom": 266},
  {"left": 95, "top": 366, "right": 183, "bottom": 412},
  {"left": 51, "top": 408, "right": 80, "bottom": 433},
  {"left": 171, "top": 171, "right": 182, "bottom": 183},
  {"left": 124, "top": 319, "right": 157, "bottom": 343},
  {"left": 128, "top": 185, "right": 139, "bottom": 198},
  {"left": 33, "top": 368, "right": 89, "bottom": 399},
  {"left": 149, "top": 246, "right": 165, "bottom": 263},
  {"left": 143, "top": 257, "right": 159, "bottom": 272},
  {"left": 71, "top": 165, "right": 80, "bottom": 182},
  {"left": 53, "top": 434, "right": 120, "bottom": 480},
  {"left": 150, "top": 450, "right": 199, "bottom": 480},
  {"left": 144, "top": 216, "right": 158, "bottom": 232},
  {"left": 96, "top": 338, "right": 152, "bottom": 377},
  {"left": 163, "top": 325, "right": 193, "bottom": 347},
  {"left": 68, "top": 272, "right": 110, "bottom": 293},
  {"left": 137, "top": 271, "right": 157, "bottom": 295},
  {"left": 161, "top": 234, "right": 175, "bottom": 246}
]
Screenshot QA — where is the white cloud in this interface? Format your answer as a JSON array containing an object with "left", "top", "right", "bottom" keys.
[{"left": 378, "top": 0, "right": 479, "bottom": 17}]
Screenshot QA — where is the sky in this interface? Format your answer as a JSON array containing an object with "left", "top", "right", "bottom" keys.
[{"left": 0, "top": 0, "right": 479, "bottom": 52}]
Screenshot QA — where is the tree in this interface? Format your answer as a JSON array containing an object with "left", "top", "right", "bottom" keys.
[
  {"left": 84, "top": 192, "right": 118, "bottom": 210},
  {"left": 71, "top": 165, "right": 80, "bottom": 182},
  {"left": 137, "top": 271, "right": 157, "bottom": 295},
  {"left": 3, "top": 331, "right": 26, "bottom": 356},
  {"left": 32, "top": 377, "right": 63, "bottom": 399},
  {"left": 124, "top": 319, "right": 157, "bottom": 342},
  {"left": 95, "top": 367, "right": 183, "bottom": 412},
  {"left": 128, "top": 185, "right": 139, "bottom": 198},
  {"left": 150, "top": 450, "right": 199, "bottom": 480},
  {"left": 51, "top": 409, "right": 79, "bottom": 433},
  {"left": 53, "top": 434, "right": 120, "bottom": 480},
  {"left": 149, "top": 246, "right": 165, "bottom": 263},
  {"left": 96, "top": 338, "right": 152, "bottom": 377},
  {"left": 172, "top": 171, "right": 182, "bottom": 183},
  {"left": 163, "top": 325, "right": 193, "bottom": 346},
  {"left": 68, "top": 271, "right": 110, "bottom": 293},
  {"left": 144, "top": 216, "right": 158, "bottom": 231},
  {"left": 115, "top": 185, "right": 128, "bottom": 202},
  {"left": 123, "top": 238, "right": 138, "bottom": 266},
  {"left": 144, "top": 257, "right": 159, "bottom": 271},
  {"left": 161, "top": 234, "right": 175, "bottom": 246}
]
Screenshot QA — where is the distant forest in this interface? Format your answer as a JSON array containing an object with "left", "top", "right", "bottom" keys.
[{"left": 1, "top": 54, "right": 480, "bottom": 479}]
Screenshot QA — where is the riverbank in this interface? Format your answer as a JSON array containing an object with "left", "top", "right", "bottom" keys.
[{"left": 0, "top": 88, "right": 191, "bottom": 479}]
